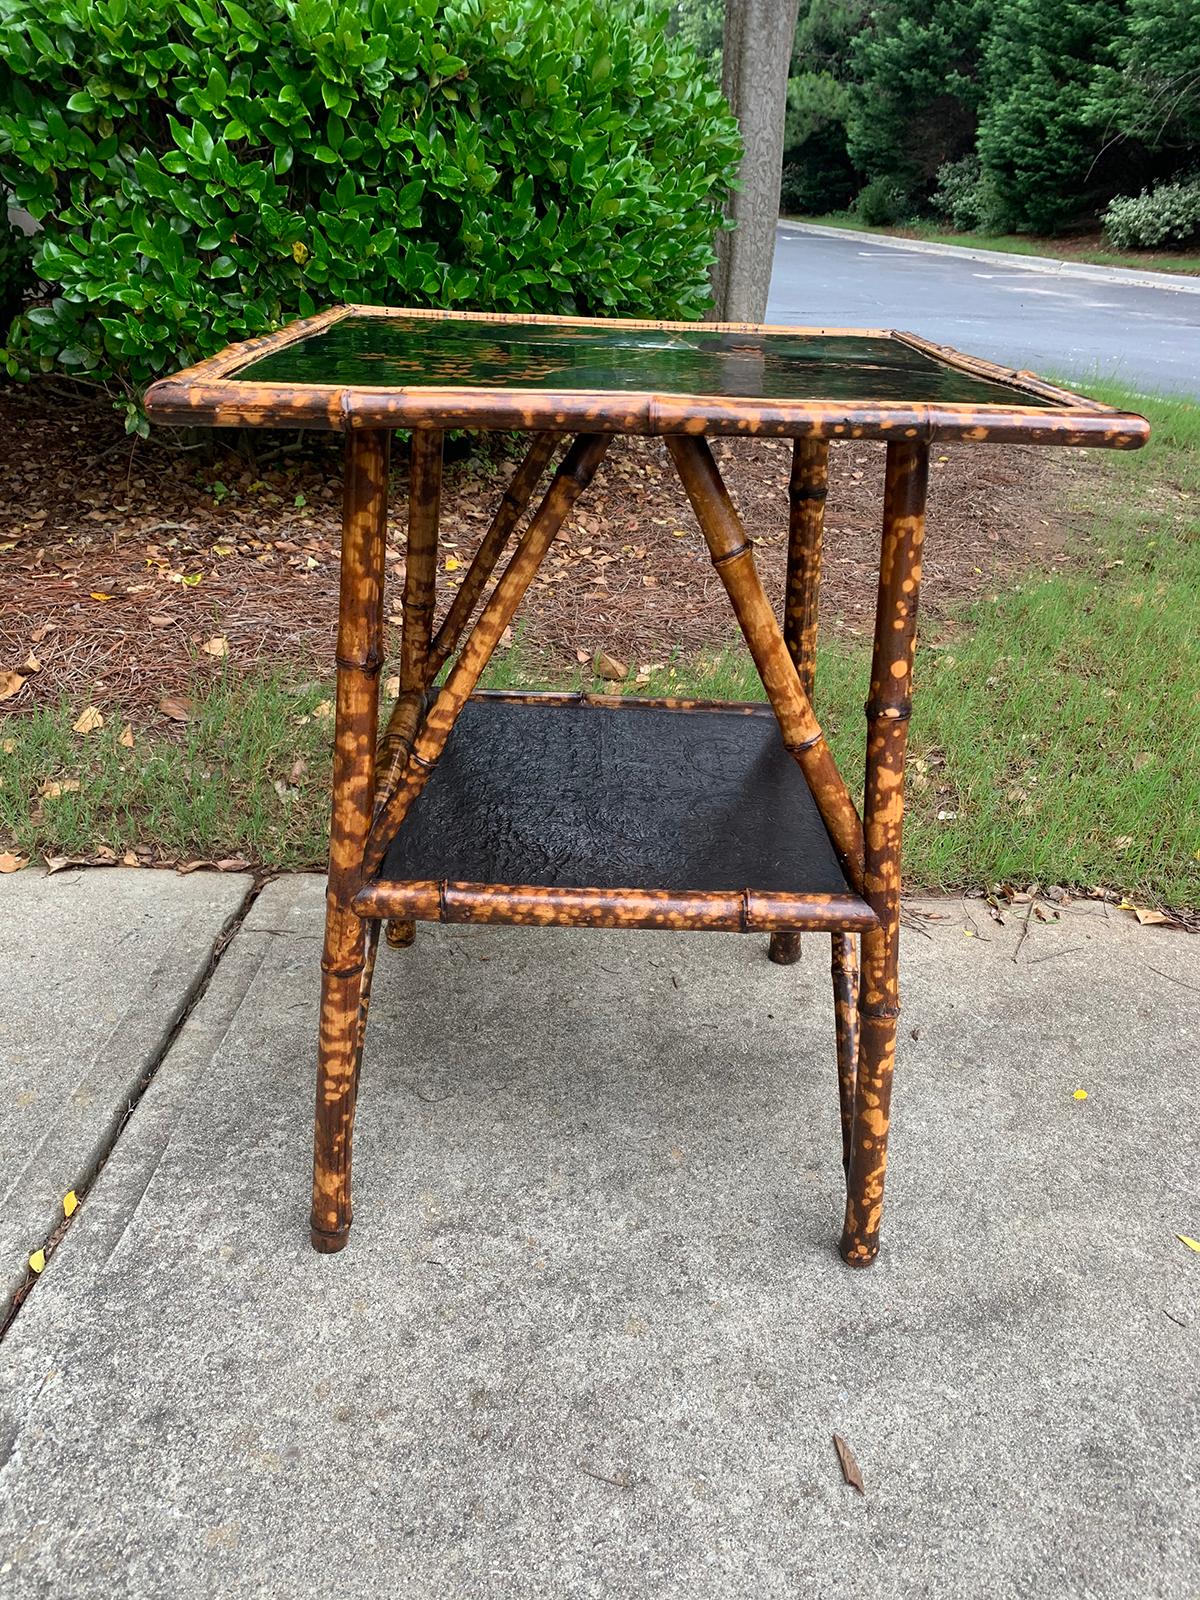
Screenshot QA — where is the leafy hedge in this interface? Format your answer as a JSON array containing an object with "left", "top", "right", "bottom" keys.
[
  {"left": 0, "top": 0, "right": 738, "bottom": 424},
  {"left": 0, "top": 216, "right": 34, "bottom": 325}
]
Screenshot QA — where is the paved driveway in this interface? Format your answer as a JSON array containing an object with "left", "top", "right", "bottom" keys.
[{"left": 767, "top": 225, "right": 1200, "bottom": 397}]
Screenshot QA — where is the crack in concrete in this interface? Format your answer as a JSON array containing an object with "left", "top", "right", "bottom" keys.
[{"left": 1, "top": 875, "right": 266, "bottom": 1340}]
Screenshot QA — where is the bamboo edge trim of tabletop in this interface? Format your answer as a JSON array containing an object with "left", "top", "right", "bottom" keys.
[{"left": 143, "top": 304, "right": 1150, "bottom": 448}]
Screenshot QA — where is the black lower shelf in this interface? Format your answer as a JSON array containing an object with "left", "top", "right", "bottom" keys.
[{"left": 356, "top": 695, "right": 873, "bottom": 933}]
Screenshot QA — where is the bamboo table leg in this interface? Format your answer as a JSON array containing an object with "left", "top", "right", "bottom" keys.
[
  {"left": 770, "top": 437, "right": 830, "bottom": 966},
  {"left": 381, "top": 428, "right": 441, "bottom": 951},
  {"left": 311, "top": 429, "right": 390, "bottom": 1253},
  {"left": 840, "top": 440, "right": 929, "bottom": 1266},
  {"left": 831, "top": 931, "right": 859, "bottom": 1169}
]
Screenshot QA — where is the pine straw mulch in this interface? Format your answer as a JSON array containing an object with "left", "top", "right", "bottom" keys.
[{"left": 0, "top": 382, "right": 1093, "bottom": 719}]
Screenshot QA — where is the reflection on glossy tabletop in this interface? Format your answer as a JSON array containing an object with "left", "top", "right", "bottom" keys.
[{"left": 233, "top": 314, "right": 1056, "bottom": 408}]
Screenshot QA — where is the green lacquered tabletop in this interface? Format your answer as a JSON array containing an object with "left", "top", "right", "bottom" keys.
[
  {"left": 232, "top": 313, "right": 1054, "bottom": 410},
  {"left": 144, "top": 306, "right": 1149, "bottom": 445}
]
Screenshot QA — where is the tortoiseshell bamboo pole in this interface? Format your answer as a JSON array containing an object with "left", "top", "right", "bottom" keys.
[
  {"left": 311, "top": 428, "right": 390, "bottom": 1253},
  {"left": 831, "top": 932, "right": 859, "bottom": 1169},
  {"left": 364, "top": 433, "right": 610, "bottom": 875},
  {"left": 665, "top": 433, "right": 866, "bottom": 893},
  {"left": 427, "top": 431, "right": 558, "bottom": 678},
  {"left": 784, "top": 437, "right": 829, "bottom": 700},
  {"left": 770, "top": 437, "right": 831, "bottom": 966},
  {"left": 377, "top": 429, "right": 442, "bottom": 950},
  {"left": 840, "top": 440, "right": 929, "bottom": 1267}
]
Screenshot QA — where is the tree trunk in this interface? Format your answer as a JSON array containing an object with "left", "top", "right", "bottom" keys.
[{"left": 711, "top": 0, "right": 800, "bottom": 324}]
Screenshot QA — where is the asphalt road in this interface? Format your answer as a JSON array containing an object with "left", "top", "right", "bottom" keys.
[{"left": 767, "top": 225, "right": 1200, "bottom": 398}]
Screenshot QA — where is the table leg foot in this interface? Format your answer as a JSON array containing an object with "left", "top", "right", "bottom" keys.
[
  {"left": 768, "top": 931, "right": 802, "bottom": 965},
  {"left": 311, "top": 1223, "right": 352, "bottom": 1254},
  {"left": 386, "top": 917, "right": 416, "bottom": 949},
  {"left": 838, "top": 1235, "right": 879, "bottom": 1269}
]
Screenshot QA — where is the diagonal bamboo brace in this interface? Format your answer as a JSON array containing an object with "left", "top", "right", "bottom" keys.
[
  {"left": 666, "top": 432, "right": 866, "bottom": 892},
  {"left": 428, "top": 431, "right": 559, "bottom": 678},
  {"left": 364, "top": 432, "right": 610, "bottom": 876}
]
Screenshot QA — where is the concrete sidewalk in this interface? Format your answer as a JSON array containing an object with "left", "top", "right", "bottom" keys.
[
  {"left": 0, "top": 867, "right": 252, "bottom": 1303},
  {"left": 0, "top": 873, "right": 1197, "bottom": 1597}
]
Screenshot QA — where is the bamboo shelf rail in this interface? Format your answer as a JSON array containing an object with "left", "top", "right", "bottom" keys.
[{"left": 145, "top": 305, "right": 1149, "bottom": 1269}]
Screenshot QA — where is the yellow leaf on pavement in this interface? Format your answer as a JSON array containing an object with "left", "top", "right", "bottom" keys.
[
  {"left": 29, "top": 1249, "right": 45, "bottom": 1274},
  {"left": 1177, "top": 1234, "right": 1200, "bottom": 1253},
  {"left": 63, "top": 1191, "right": 78, "bottom": 1218},
  {"left": 1073, "top": 1088, "right": 1088, "bottom": 1101}
]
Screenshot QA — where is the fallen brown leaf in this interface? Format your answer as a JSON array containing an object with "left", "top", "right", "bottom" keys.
[
  {"left": 43, "top": 855, "right": 93, "bottom": 874},
  {"left": 24, "top": 652, "right": 41, "bottom": 674},
  {"left": 119, "top": 723, "right": 135, "bottom": 748},
  {"left": 0, "top": 671, "right": 25, "bottom": 702},
  {"left": 37, "top": 778, "right": 81, "bottom": 799},
  {"left": 595, "top": 651, "right": 628, "bottom": 682},
  {"left": 311, "top": 700, "right": 333, "bottom": 721},
  {"left": 159, "top": 694, "right": 193, "bottom": 722},
  {"left": 201, "top": 636, "right": 229, "bottom": 658},
  {"left": 833, "top": 1433, "right": 864, "bottom": 1494},
  {"left": 0, "top": 851, "right": 28, "bottom": 874},
  {"left": 72, "top": 706, "right": 103, "bottom": 735},
  {"left": 215, "top": 857, "right": 251, "bottom": 873}
]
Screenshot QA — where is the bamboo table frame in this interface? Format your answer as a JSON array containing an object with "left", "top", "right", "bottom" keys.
[{"left": 146, "top": 306, "right": 1149, "bottom": 1267}]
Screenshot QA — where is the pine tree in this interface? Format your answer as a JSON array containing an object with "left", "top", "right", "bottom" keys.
[
  {"left": 978, "top": 0, "right": 1130, "bottom": 234},
  {"left": 844, "top": 0, "right": 991, "bottom": 198}
]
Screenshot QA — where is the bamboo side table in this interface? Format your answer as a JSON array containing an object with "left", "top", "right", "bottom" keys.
[{"left": 146, "top": 307, "right": 1148, "bottom": 1267}]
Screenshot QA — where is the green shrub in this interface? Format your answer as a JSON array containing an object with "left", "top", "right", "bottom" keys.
[
  {"left": 0, "top": 0, "right": 739, "bottom": 421},
  {"left": 779, "top": 124, "right": 858, "bottom": 217},
  {"left": 1103, "top": 176, "right": 1200, "bottom": 250},
  {"left": 854, "top": 175, "right": 909, "bottom": 228},
  {"left": 0, "top": 216, "right": 34, "bottom": 328},
  {"left": 929, "top": 154, "right": 1005, "bottom": 232}
]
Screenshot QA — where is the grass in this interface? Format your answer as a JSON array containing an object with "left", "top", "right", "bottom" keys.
[
  {"left": 794, "top": 213, "right": 1200, "bottom": 276},
  {"left": 0, "top": 677, "right": 338, "bottom": 870},
  {"left": 2, "top": 383, "right": 1197, "bottom": 905}
]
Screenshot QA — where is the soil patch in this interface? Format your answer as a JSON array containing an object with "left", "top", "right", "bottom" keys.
[{"left": 1, "top": 383, "right": 1089, "bottom": 715}]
